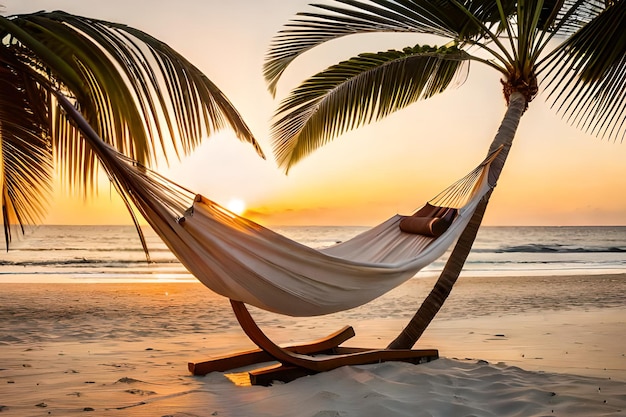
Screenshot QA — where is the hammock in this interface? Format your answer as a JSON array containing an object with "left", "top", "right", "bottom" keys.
[
  {"left": 63, "top": 98, "right": 499, "bottom": 317},
  {"left": 178, "top": 189, "right": 488, "bottom": 317}
]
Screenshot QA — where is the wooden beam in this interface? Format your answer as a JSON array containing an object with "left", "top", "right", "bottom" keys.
[{"left": 189, "top": 324, "right": 355, "bottom": 375}]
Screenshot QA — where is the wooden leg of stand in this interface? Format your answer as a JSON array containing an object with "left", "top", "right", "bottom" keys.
[
  {"left": 248, "top": 349, "right": 440, "bottom": 386},
  {"left": 189, "top": 324, "right": 356, "bottom": 375}
]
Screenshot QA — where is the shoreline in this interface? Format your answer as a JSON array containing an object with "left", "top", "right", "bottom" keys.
[
  {"left": 1, "top": 276, "right": 625, "bottom": 416},
  {"left": 1, "top": 269, "right": 625, "bottom": 283}
]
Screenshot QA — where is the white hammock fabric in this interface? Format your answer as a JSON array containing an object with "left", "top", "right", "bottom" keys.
[{"left": 75, "top": 106, "right": 499, "bottom": 316}]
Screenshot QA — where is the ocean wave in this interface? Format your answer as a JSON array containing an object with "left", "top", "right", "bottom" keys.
[
  {"left": 465, "top": 259, "right": 626, "bottom": 267},
  {"left": 8, "top": 247, "right": 172, "bottom": 253},
  {"left": 475, "top": 244, "right": 626, "bottom": 253},
  {"left": 0, "top": 259, "right": 180, "bottom": 268},
  {"left": 0, "top": 270, "right": 189, "bottom": 275},
  {"left": 13, "top": 245, "right": 625, "bottom": 254}
]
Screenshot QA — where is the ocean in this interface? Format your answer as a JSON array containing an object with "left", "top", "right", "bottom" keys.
[{"left": 1, "top": 225, "right": 625, "bottom": 283}]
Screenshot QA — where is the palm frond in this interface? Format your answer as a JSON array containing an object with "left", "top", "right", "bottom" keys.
[
  {"left": 264, "top": 0, "right": 502, "bottom": 96},
  {"left": 0, "top": 48, "right": 52, "bottom": 246},
  {"left": 541, "top": 0, "right": 626, "bottom": 141},
  {"left": 10, "top": 15, "right": 149, "bottom": 192},
  {"left": 1, "top": 11, "right": 263, "bottom": 199},
  {"left": 538, "top": 0, "right": 607, "bottom": 35},
  {"left": 16, "top": 11, "right": 263, "bottom": 156},
  {"left": 271, "top": 44, "right": 470, "bottom": 171}
]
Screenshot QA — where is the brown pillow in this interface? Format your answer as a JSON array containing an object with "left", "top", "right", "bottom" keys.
[
  {"left": 399, "top": 216, "right": 441, "bottom": 237},
  {"left": 399, "top": 207, "right": 458, "bottom": 237}
]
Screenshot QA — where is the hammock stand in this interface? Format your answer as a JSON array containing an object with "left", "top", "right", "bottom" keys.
[
  {"left": 193, "top": 300, "right": 441, "bottom": 385},
  {"left": 59, "top": 94, "right": 499, "bottom": 385}
]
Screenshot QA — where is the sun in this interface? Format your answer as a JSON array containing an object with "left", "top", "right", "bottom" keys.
[{"left": 225, "top": 198, "right": 246, "bottom": 216}]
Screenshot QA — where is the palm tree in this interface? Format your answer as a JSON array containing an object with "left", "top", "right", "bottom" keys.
[
  {"left": 0, "top": 10, "right": 264, "bottom": 249},
  {"left": 263, "top": 0, "right": 625, "bottom": 348}
]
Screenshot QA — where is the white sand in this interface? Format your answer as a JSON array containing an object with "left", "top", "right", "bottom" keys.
[{"left": 0, "top": 279, "right": 624, "bottom": 416}]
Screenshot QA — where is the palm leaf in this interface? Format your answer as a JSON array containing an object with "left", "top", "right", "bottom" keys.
[
  {"left": 0, "top": 47, "right": 52, "bottom": 246},
  {"left": 538, "top": 0, "right": 607, "bottom": 35},
  {"left": 3, "top": 11, "right": 264, "bottom": 194},
  {"left": 541, "top": 0, "right": 626, "bottom": 141},
  {"left": 271, "top": 44, "right": 470, "bottom": 171},
  {"left": 10, "top": 15, "right": 150, "bottom": 192},
  {"left": 264, "top": 0, "right": 516, "bottom": 95}
]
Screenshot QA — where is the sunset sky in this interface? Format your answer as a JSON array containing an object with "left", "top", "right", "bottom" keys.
[{"left": 5, "top": 0, "right": 626, "bottom": 227}]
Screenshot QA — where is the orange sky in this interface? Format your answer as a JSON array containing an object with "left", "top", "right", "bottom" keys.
[{"left": 6, "top": 1, "right": 626, "bottom": 226}]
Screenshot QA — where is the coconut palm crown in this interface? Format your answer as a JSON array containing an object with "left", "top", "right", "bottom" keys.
[
  {"left": 264, "top": 0, "right": 625, "bottom": 347},
  {"left": 265, "top": 0, "right": 624, "bottom": 171},
  {"left": 0, "top": 10, "right": 264, "bottom": 248}
]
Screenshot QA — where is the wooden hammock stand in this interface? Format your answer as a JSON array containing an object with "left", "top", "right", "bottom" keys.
[{"left": 188, "top": 300, "right": 439, "bottom": 385}]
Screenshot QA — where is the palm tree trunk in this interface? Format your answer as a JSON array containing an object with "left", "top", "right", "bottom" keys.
[{"left": 387, "top": 91, "right": 527, "bottom": 350}]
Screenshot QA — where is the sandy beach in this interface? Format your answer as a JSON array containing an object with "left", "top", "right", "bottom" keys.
[{"left": 0, "top": 275, "right": 624, "bottom": 416}]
